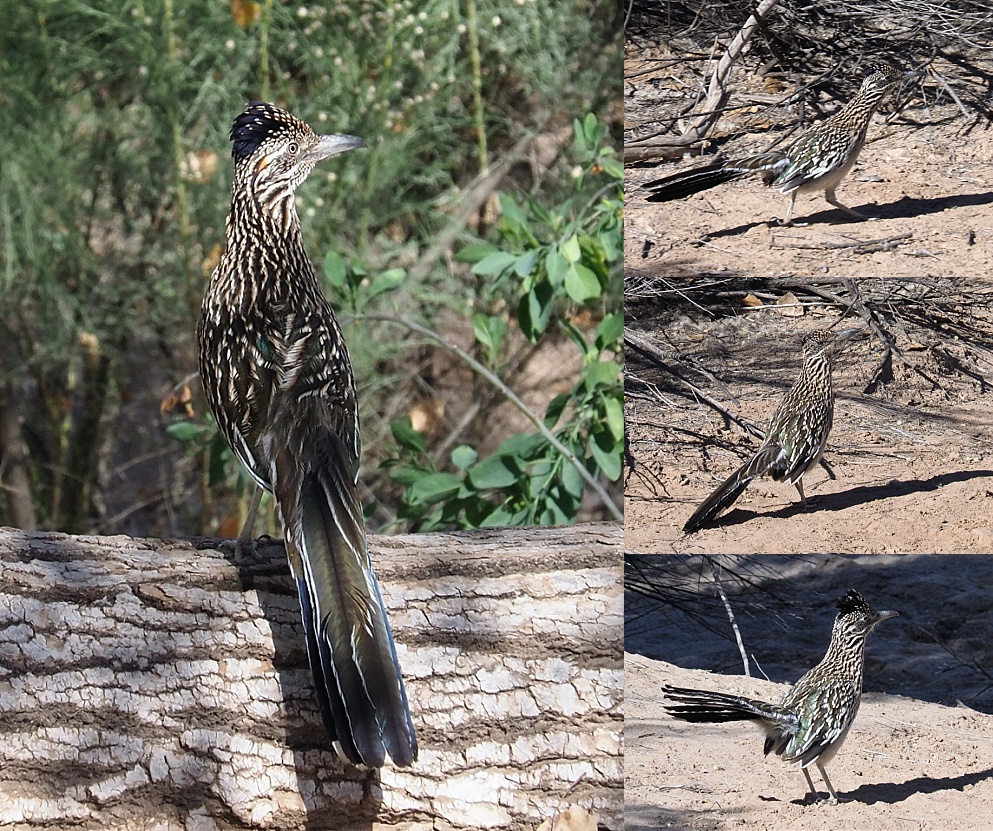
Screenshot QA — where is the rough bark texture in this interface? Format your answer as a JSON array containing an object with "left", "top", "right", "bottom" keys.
[{"left": 0, "top": 523, "right": 622, "bottom": 830}]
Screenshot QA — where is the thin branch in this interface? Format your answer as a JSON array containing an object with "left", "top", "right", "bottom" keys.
[
  {"left": 362, "top": 313, "right": 623, "bottom": 521},
  {"left": 711, "top": 558, "right": 751, "bottom": 677}
]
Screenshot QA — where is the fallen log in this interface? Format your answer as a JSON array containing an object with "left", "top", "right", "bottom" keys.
[{"left": 0, "top": 523, "right": 623, "bottom": 830}]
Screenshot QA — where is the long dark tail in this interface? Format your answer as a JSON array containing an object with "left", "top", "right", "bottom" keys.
[
  {"left": 644, "top": 152, "right": 790, "bottom": 203},
  {"left": 644, "top": 162, "right": 746, "bottom": 202},
  {"left": 683, "top": 459, "right": 755, "bottom": 534},
  {"left": 663, "top": 684, "right": 799, "bottom": 758},
  {"left": 292, "top": 435, "right": 417, "bottom": 767},
  {"left": 663, "top": 684, "right": 785, "bottom": 722}
]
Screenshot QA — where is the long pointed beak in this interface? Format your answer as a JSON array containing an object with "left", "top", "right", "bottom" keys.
[
  {"left": 307, "top": 133, "right": 366, "bottom": 164},
  {"left": 877, "top": 609, "right": 899, "bottom": 623},
  {"left": 831, "top": 326, "right": 870, "bottom": 348}
]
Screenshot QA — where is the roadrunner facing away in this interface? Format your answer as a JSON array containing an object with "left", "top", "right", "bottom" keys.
[
  {"left": 198, "top": 103, "right": 416, "bottom": 767},
  {"left": 664, "top": 589, "right": 897, "bottom": 803},
  {"left": 645, "top": 63, "right": 907, "bottom": 224},
  {"left": 683, "top": 328, "right": 861, "bottom": 534}
]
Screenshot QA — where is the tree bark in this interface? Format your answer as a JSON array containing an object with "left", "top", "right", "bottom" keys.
[{"left": 0, "top": 522, "right": 622, "bottom": 830}]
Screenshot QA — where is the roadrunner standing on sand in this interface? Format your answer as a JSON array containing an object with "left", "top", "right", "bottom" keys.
[
  {"left": 198, "top": 102, "right": 416, "bottom": 767},
  {"left": 645, "top": 63, "right": 906, "bottom": 224},
  {"left": 664, "top": 589, "right": 897, "bottom": 803},
  {"left": 683, "top": 328, "right": 861, "bottom": 534}
]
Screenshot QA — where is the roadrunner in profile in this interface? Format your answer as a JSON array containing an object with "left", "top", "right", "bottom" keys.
[
  {"left": 644, "top": 63, "right": 907, "bottom": 224},
  {"left": 198, "top": 102, "right": 416, "bottom": 767},
  {"left": 664, "top": 589, "right": 897, "bottom": 803},
  {"left": 683, "top": 328, "right": 861, "bottom": 534}
]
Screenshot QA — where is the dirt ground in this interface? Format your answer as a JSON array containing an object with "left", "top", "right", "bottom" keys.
[
  {"left": 624, "top": 553, "right": 993, "bottom": 830},
  {"left": 625, "top": 56, "right": 993, "bottom": 280},
  {"left": 626, "top": 304, "right": 993, "bottom": 553}
]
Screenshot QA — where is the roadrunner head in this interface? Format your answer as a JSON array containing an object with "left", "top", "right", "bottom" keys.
[
  {"left": 860, "top": 63, "right": 902, "bottom": 94},
  {"left": 833, "top": 589, "right": 898, "bottom": 641},
  {"left": 802, "top": 327, "right": 865, "bottom": 360},
  {"left": 230, "top": 102, "right": 365, "bottom": 218}
]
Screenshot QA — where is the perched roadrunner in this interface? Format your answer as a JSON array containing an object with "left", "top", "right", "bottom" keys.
[
  {"left": 645, "top": 63, "right": 906, "bottom": 224},
  {"left": 198, "top": 102, "right": 416, "bottom": 767},
  {"left": 664, "top": 589, "right": 897, "bottom": 803},
  {"left": 683, "top": 328, "right": 861, "bottom": 534}
]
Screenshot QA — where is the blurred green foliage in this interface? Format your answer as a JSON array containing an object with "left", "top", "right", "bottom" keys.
[{"left": 0, "top": 0, "right": 621, "bottom": 535}]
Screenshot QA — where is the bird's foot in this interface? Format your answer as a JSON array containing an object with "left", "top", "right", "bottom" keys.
[
  {"left": 218, "top": 534, "right": 273, "bottom": 563},
  {"left": 800, "top": 791, "right": 840, "bottom": 806}
]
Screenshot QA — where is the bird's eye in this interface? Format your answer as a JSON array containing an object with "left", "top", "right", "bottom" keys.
[{"left": 287, "top": 141, "right": 299, "bottom": 155}]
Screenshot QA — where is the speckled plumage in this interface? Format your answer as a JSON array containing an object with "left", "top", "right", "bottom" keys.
[
  {"left": 663, "top": 590, "right": 898, "bottom": 803},
  {"left": 198, "top": 102, "right": 416, "bottom": 768},
  {"left": 644, "top": 63, "right": 906, "bottom": 223},
  {"left": 683, "top": 328, "right": 861, "bottom": 533}
]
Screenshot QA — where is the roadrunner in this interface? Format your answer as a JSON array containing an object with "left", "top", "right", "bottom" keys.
[
  {"left": 664, "top": 589, "right": 897, "bottom": 803},
  {"left": 645, "top": 63, "right": 906, "bottom": 224},
  {"left": 198, "top": 102, "right": 416, "bottom": 767},
  {"left": 683, "top": 328, "right": 861, "bottom": 534}
]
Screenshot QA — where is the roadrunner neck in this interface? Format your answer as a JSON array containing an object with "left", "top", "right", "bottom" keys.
[
  {"left": 810, "top": 589, "right": 897, "bottom": 687},
  {"left": 812, "top": 63, "right": 901, "bottom": 145}
]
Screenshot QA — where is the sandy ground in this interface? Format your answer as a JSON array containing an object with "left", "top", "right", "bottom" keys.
[
  {"left": 625, "top": 57, "right": 993, "bottom": 281},
  {"left": 625, "top": 307, "right": 993, "bottom": 554},
  {"left": 624, "top": 553, "right": 993, "bottom": 830}
]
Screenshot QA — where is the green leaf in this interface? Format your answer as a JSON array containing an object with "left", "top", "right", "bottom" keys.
[
  {"left": 496, "top": 432, "right": 546, "bottom": 459},
  {"left": 543, "top": 393, "right": 570, "bottom": 429},
  {"left": 451, "top": 445, "right": 478, "bottom": 470},
  {"left": 584, "top": 358, "right": 622, "bottom": 390},
  {"left": 595, "top": 313, "right": 623, "bottom": 350},
  {"left": 324, "top": 251, "right": 347, "bottom": 290},
  {"left": 472, "top": 251, "right": 517, "bottom": 276},
  {"left": 390, "top": 467, "right": 431, "bottom": 487},
  {"left": 472, "top": 312, "right": 506, "bottom": 357},
  {"left": 559, "top": 317, "right": 591, "bottom": 356},
  {"left": 528, "top": 458, "right": 555, "bottom": 483},
  {"left": 583, "top": 112, "right": 604, "bottom": 146},
  {"left": 561, "top": 234, "right": 582, "bottom": 263},
  {"left": 564, "top": 262, "right": 602, "bottom": 303},
  {"left": 600, "top": 156, "right": 623, "bottom": 180},
  {"left": 499, "top": 192, "right": 529, "bottom": 229},
  {"left": 208, "top": 432, "right": 230, "bottom": 487},
  {"left": 589, "top": 430, "right": 622, "bottom": 481},
  {"left": 518, "top": 281, "right": 555, "bottom": 341},
  {"left": 604, "top": 395, "right": 624, "bottom": 442},
  {"left": 467, "top": 455, "right": 520, "bottom": 490},
  {"left": 390, "top": 419, "right": 427, "bottom": 453},
  {"left": 408, "top": 472, "right": 462, "bottom": 505},
  {"left": 538, "top": 500, "right": 571, "bottom": 527},
  {"left": 455, "top": 242, "right": 500, "bottom": 264},
  {"left": 514, "top": 249, "right": 539, "bottom": 279},
  {"left": 561, "top": 457, "right": 586, "bottom": 499},
  {"left": 480, "top": 506, "right": 531, "bottom": 527},
  {"left": 545, "top": 249, "right": 568, "bottom": 290},
  {"left": 367, "top": 268, "right": 405, "bottom": 300}
]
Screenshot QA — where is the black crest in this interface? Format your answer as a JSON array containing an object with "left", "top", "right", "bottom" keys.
[
  {"left": 230, "top": 102, "right": 298, "bottom": 162},
  {"left": 836, "top": 589, "right": 871, "bottom": 616}
]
